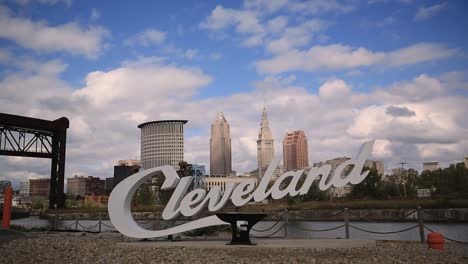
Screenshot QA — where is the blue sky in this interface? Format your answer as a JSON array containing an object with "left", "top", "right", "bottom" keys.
[{"left": 0, "top": 0, "right": 467, "bottom": 187}]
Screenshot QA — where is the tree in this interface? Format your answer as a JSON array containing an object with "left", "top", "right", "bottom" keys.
[
  {"left": 348, "top": 166, "right": 382, "bottom": 199},
  {"left": 134, "top": 184, "right": 154, "bottom": 205}
]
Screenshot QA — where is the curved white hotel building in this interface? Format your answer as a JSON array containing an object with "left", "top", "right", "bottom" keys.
[{"left": 138, "top": 120, "right": 187, "bottom": 170}]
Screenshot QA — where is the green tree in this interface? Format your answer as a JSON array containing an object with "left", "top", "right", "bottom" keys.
[
  {"left": 348, "top": 167, "right": 382, "bottom": 199},
  {"left": 133, "top": 184, "right": 155, "bottom": 206}
]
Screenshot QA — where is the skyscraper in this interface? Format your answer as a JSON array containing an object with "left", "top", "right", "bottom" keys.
[
  {"left": 257, "top": 107, "right": 274, "bottom": 179},
  {"left": 210, "top": 112, "right": 232, "bottom": 177},
  {"left": 283, "top": 130, "right": 309, "bottom": 171},
  {"left": 138, "top": 120, "right": 187, "bottom": 170}
]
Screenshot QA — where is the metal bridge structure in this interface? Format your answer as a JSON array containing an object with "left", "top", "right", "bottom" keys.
[{"left": 0, "top": 113, "right": 69, "bottom": 208}]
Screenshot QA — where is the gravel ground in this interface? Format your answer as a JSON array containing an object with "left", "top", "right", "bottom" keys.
[{"left": 0, "top": 232, "right": 467, "bottom": 264}]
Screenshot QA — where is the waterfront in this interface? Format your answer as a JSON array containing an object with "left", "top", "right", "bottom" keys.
[{"left": 11, "top": 216, "right": 468, "bottom": 242}]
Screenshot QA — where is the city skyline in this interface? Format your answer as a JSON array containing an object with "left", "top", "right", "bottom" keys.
[
  {"left": 0, "top": 1, "right": 467, "bottom": 187},
  {"left": 257, "top": 107, "right": 275, "bottom": 179},
  {"left": 283, "top": 130, "right": 310, "bottom": 171},
  {"left": 210, "top": 112, "right": 233, "bottom": 176}
]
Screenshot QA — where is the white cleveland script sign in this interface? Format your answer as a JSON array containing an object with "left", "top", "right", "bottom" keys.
[{"left": 108, "top": 140, "right": 374, "bottom": 238}]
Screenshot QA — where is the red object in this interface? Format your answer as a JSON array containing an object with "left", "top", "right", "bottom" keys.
[
  {"left": 427, "top": 232, "right": 445, "bottom": 250},
  {"left": 2, "top": 186, "right": 13, "bottom": 229}
]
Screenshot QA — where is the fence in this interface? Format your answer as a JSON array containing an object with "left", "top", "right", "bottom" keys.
[
  {"left": 250, "top": 207, "right": 468, "bottom": 244},
  {"left": 51, "top": 212, "right": 159, "bottom": 233},
  {"left": 49, "top": 207, "right": 468, "bottom": 244}
]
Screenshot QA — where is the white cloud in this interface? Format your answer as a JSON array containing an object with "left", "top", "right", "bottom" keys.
[
  {"left": 0, "top": 49, "right": 11, "bottom": 62},
  {"left": 243, "top": 0, "right": 288, "bottom": 13},
  {"left": 265, "top": 19, "right": 326, "bottom": 54},
  {"left": 415, "top": 2, "right": 448, "bottom": 21},
  {"left": 386, "top": 43, "right": 457, "bottom": 66},
  {"left": 38, "top": 0, "right": 72, "bottom": 7},
  {"left": 266, "top": 16, "right": 288, "bottom": 34},
  {"left": 73, "top": 64, "right": 211, "bottom": 106},
  {"left": 0, "top": 6, "right": 108, "bottom": 58},
  {"left": 256, "top": 43, "right": 456, "bottom": 74},
  {"left": 124, "top": 29, "right": 167, "bottom": 47},
  {"left": 10, "top": 0, "right": 72, "bottom": 7},
  {"left": 288, "top": 0, "right": 355, "bottom": 14},
  {"left": 200, "top": 5, "right": 263, "bottom": 34},
  {"left": 318, "top": 79, "right": 351, "bottom": 101},
  {"left": 1, "top": 56, "right": 467, "bottom": 186}
]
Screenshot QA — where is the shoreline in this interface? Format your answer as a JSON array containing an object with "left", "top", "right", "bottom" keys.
[{"left": 38, "top": 208, "right": 468, "bottom": 222}]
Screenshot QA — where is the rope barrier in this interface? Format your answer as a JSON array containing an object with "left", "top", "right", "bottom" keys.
[
  {"left": 60, "top": 222, "right": 76, "bottom": 228},
  {"left": 349, "top": 224, "right": 419, "bottom": 234},
  {"left": 424, "top": 225, "right": 468, "bottom": 244},
  {"left": 290, "top": 224, "right": 345, "bottom": 232},
  {"left": 251, "top": 211, "right": 285, "bottom": 232},
  {"left": 101, "top": 222, "right": 115, "bottom": 229},
  {"left": 251, "top": 223, "right": 285, "bottom": 238},
  {"left": 251, "top": 219, "right": 283, "bottom": 232},
  {"left": 77, "top": 222, "right": 100, "bottom": 230}
]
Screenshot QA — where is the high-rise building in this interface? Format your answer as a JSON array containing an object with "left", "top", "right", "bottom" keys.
[
  {"left": 210, "top": 112, "right": 232, "bottom": 177},
  {"left": 29, "top": 178, "right": 50, "bottom": 197},
  {"left": 423, "top": 161, "right": 439, "bottom": 172},
  {"left": 114, "top": 162, "right": 140, "bottom": 187},
  {"left": 464, "top": 156, "right": 468, "bottom": 168},
  {"left": 257, "top": 107, "right": 274, "bottom": 179},
  {"left": 20, "top": 181, "right": 29, "bottom": 196},
  {"left": 283, "top": 130, "right": 309, "bottom": 171},
  {"left": 138, "top": 120, "right": 187, "bottom": 170}
]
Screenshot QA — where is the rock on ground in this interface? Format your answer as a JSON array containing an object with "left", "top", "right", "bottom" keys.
[{"left": 0, "top": 232, "right": 467, "bottom": 264}]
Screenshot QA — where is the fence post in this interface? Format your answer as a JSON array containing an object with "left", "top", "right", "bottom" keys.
[
  {"left": 1, "top": 186, "right": 13, "bottom": 229},
  {"left": 53, "top": 206, "right": 58, "bottom": 231},
  {"left": 284, "top": 209, "right": 289, "bottom": 239},
  {"left": 156, "top": 212, "right": 160, "bottom": 230},
  {"left": 74, "top": 212, "right": 79, "bottom": 231},
  {"left": 417, "top": 206, "right": 425, "bottom": 243},
  {"left": 98, "top": 212, "right": 102, "bottom": 233},
  {"left": 344, "top": 208, "right": 350, "bottom": 239}
]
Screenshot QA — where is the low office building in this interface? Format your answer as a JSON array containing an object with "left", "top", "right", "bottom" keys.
[
  {"left": 203, "top": 176, "right": 257, "bottom": 194},
  {"left": 20, "top": 181, "right": 29, "bottom": 196},
  {"left": 29, "top": 178, "right": 50, "bottom": 197},
  {"left": 67, "top": 176, "right": 105, "bottom": 197},
  {"left": 423, "top": 161, "right": 439, "bottom": 172},
  {"left": 67, "top": 176, "right": 87, "bottom": 197}
]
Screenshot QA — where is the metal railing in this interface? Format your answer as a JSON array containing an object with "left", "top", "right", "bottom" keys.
[
  {"left": 49, "top": 207, "right": 468, "bottom": 244},
  {"left": 250, "top": 207, "right": 468, "bottom": 244}
]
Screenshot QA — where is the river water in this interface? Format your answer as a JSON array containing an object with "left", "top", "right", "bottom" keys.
[{"left": 11, "top": 216, "right": 468, "bottom": 242}]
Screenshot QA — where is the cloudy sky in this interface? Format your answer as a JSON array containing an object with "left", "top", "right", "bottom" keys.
[{"left": 0, "top": 0, "right": 467, "bottom": 188}]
